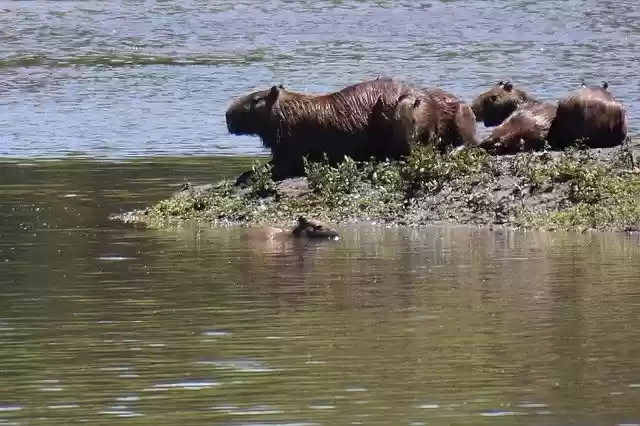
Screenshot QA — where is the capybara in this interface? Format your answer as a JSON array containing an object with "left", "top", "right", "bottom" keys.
[
  {"left": 422, "top": 87, "right": 462, "bottom": 103},
  {"left": 478, "top": 102, "right": 558, "bottom": 155},
  {"left": 292, "top": 216, "right": 339, "bottom": 239},
  {"left": 245, "top": 216, "right": 340, "bottom": 241},
  {"left": 225, "top": 77, "right": 420, "bottom": 181},
  {"left": 386, "top": 91, "right": 479, "bottom": 152},
  {"left": 470, "top": 81, "right": 535, "bottom": 127},
  {"left": 546, "top": 82, "right": 628, "bottom": 149}
]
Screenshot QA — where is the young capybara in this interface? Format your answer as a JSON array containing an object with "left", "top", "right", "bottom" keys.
[
  {"left": 470, "top": 80, "right": 559, "bottom": 154},
  {"left": 386, "top": 91, "right": 479, "bottom": 153},
  {"left": 546, "top": 82, "right": 628, "bottom": 149},
  {"left": 245, "top": 216, "right": 340, "bottom": 241},
  {"left": 291, "top": 216, "right": 339, "bottom": 239},
  {"left": 470, "top": 81, "right": 535, "bottom": 127},
  {"left": 225, "top": 77, "right": 421, "bottom": 181},
  {"left": 478, "top": 102, "right": 558, "bottom": 155}
]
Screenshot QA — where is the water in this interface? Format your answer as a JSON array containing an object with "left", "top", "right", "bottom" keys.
[
  {"left": 3, "top": 2, "right": 640, "bottom": 424},
  {"left": 1, "top": 0, "right": 640, "bottom": 158},
  {"left": 1, "top": 158, "right": 640, "bottom": 425}
]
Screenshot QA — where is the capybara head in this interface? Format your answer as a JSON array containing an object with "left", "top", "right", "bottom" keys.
[
  {"left": 392, "top": 93, "right": 422, "bottom": 144},
  {"left": 225, "top": 84, "right": 285, "bottom": 136},
  {"left": 291, "top": 216, "right": 339, "bottom": 240},
  {"left": 470, "top": 81, "right": 530, "bottom": 127}
]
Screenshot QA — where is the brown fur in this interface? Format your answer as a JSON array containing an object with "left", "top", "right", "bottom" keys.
[
  {"left": 478, "top": 101, "right": 558, "bottom": 155},
  {"left": 225, "top": 78, "right": 420, "bottom": 180},
  {"left": 546, "top": 82, "right": 628, "bottom": 149},
  {"left": 422, "top": 87, "right": 462, "bottom": 103},
  {"left": 291, "top": 217, "right": 339, "bottom": 239},
  {"left": 471, "top": 81, "right": 535, "bottom": 127},
  {"left": 388, "top": 91, "right": 479, "bottom": 152},
  {"left": 245, "top": 216, "right": 339, "bottom": 240}
]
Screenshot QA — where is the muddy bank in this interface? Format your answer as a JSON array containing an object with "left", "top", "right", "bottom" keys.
[{"left": 113, "top": 143, "right": 640, "bottom": 233}]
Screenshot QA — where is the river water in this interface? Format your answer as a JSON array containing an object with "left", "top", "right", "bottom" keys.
[
  {"left": 1, "top": 158, "right": 640, "bottom": 425},
  {"left": 1, "top": 0, "right": 639, "bottom": 158},
  {"left": 2, "top": 1, "right": 640, "bottom": 425}
]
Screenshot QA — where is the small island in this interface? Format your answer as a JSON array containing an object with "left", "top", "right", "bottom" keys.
[{"left": 114, "top": 142, "right": 640, "bottom": 233}]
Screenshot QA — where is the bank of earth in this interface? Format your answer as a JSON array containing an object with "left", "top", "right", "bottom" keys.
[{"left": 113, "top": 143, "right": 640, "bottom": 233}]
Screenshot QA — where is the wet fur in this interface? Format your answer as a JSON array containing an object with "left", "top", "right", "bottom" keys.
[
  {"left": 291, "top": 217, "right": 339, "bottom": 239},
  {"left": 471, "top": 81, "right": 535, "bottom": 127},
  {"left": 479, "top": 101, "right": 558, "bottom": 155},
  {"left": 226, "top": 78, "right": 419, "bottom": 180},
  {"left": 389, "top": 91, "right": 479, "bottom": 152},
  {"left": 546, "top": 82, "right": 628, "bottom": 149},
  {"left": 246, "top": 216, "right": 339, "bottom": 240}
]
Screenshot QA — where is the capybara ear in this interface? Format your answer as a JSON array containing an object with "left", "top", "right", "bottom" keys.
[
  {"left": 497, "top": 81, "right": 504, "bottom": 86},
  {"left": 503, "top": 82, "right": 513, "bottom": 91},
  {"left": 413, "top": 98, "right": 421, "bottom": 108},
  {"left": 397, "top": 93, "right": 410, "bottom": 103},
  {"left": 268, "top": 85, "right": 281, "bottom": 100},
  {"left": 602, "top": 82, "right": 609, "bottom": 90},
  {"left": 278, "top": 84, "right": 285, "bottom": 89},
  {"left": 581, "top": 80, "right": 587, "bottom": 88}
]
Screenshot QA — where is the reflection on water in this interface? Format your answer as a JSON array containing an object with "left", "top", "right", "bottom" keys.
[
  {"left": 1, "top": 158, "right": 640, "bottom": 425},
  {"left": 1, "top": 0, "right": 640, "bottom": 158}
]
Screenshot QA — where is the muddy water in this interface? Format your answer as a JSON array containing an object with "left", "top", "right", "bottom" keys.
[
  {"left": 1, "top": 0, "right": 640, "bottom": 158},
  {"left": 0, "top": 158, "right": 639, "bottom": 425}
]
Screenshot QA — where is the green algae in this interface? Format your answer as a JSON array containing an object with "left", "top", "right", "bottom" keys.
[{"left": 114, "top": 143, "right": 640, "bottom": 233}]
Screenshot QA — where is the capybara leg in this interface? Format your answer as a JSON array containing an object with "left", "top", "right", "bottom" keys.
[
  {"left": 270, "top": 159, "right": 306, "bottom": 182},
  {"left": 456, "top": 104, "right": 481, "bottom": 147},
  {"left": 235, "top": 169, "right": 256, "bottom": 187}
]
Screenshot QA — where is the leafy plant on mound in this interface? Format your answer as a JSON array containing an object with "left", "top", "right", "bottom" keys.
[
  {"left": 512, "top": 145, "right": 640, "bottom": 230},
  {"left": 400, "top": 145, "right": 494, "bottom": 194}
]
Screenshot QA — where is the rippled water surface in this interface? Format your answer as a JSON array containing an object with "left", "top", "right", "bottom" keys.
[
  {"left": 1, "top": 158, "right": 640, "bottom": 425},
  {"left": 1, "top": 0, "right": 640, "bottom": 158}
]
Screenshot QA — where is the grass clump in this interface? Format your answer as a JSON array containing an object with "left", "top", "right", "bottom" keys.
[{"left": 247, "top": 160, "right": 276, "bottom": 198}]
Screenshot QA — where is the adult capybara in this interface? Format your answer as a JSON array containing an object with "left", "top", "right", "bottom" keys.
[
  {"left": 225, "top": 77, "right": 420, "bottom": 181},
  {"left": 470, "top": 81, "right": 534, "bottom": 127},
  {"left": 386, "top": 91, "right": 479, "bottom": 153},
  {"left": 546, "top": 82, "right": 628, "bottom": 149},
  {"left": 478, "top": 102, "right": 558, "bottom": 155}
]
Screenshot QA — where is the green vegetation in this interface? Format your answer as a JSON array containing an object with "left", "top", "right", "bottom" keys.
[{"left": 115, "top": 144, "right": 640, "bottom": 232}]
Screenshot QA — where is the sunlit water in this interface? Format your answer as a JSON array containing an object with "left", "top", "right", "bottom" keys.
[
  {"left": 1, "top": 0, "right": 640, "bottom": 158},
  {"left": 1, "top": 158, "right": 640, "bottom": 425},
  {"left": 3, "top": 1, "right": 640, "bottom": 424}
]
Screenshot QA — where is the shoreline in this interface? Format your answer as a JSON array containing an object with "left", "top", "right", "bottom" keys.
[
  {"left": 0, "top": 153, "right": 270, "bottom": 165},
  {"left": 110, "top": 143, "right": 640, "bottom": 234}
]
